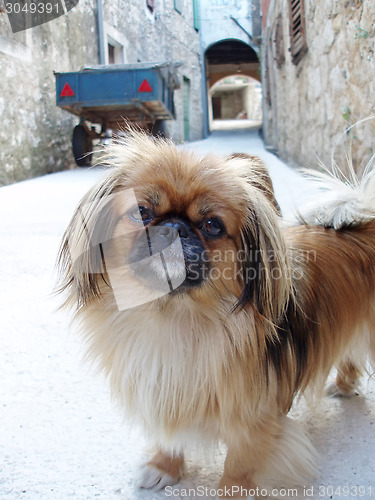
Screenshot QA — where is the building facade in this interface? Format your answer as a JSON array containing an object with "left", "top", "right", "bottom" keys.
[
  {"left": 262, "top": 0, "right": 375, "bottom": 172},
  {"left": 0, "top": 0, "right": 203, "bottom": 185},
  {"left": 198, "top": 0, "right": 262, "bottom": 133}
]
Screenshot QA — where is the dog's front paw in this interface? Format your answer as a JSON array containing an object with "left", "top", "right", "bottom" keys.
[
  {"left": 137, "top": 463, "right": 180, "bottom": 490},
  {"left": 137, "top": 450, "right": 185, "bottom": 490}
]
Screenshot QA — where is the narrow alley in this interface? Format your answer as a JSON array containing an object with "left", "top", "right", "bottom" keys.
[{"left": 1, "top": 129, "right": 374, "bottom": 500}]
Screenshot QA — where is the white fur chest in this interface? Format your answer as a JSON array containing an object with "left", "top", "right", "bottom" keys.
[{"left": 81, "top": 299, "right": 240, "bottom": 448}]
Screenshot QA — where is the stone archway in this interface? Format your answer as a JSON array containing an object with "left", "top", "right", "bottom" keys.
[
  {"left": 205, "top": 39, "right": 260, "bottom": 88},
  {"left": 204, "top": 39, "right": 261, "bottom": 131}
]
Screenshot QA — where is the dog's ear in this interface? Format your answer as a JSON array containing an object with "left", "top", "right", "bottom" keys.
[
  {"left": 228, "top": 153, "right": 281, "bottom": 215},
  {"left": 226, "top": 153, "right": 288, "bottom": 320},
  {"left": 56, "top": 176, "right": 120, "bottom": 309},
  {"left": 234, "top": 186, "right": 290, "bottom": 322}
]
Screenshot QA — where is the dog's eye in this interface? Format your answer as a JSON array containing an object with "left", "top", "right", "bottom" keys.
[
  {"left": 127, "top": 206, "right": 154, "bottom": 225},
  {"left": 199, "top": 217, "right": 226, "bottom": 238}
]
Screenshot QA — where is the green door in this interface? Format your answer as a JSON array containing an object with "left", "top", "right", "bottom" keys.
[{"left": 183, "top": 76, "right": 190, "bottom": 141}]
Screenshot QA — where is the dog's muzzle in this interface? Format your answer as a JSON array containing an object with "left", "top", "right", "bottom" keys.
[{"left": 129, "top": 217, "right": 209, "bottom": 293}]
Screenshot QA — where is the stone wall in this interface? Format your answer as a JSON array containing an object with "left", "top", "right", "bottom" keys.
[
  {"left": 0, "top": 0, "right": 203, "bottom": 186},
  {"left": 0, "top": 2, "right": 98, "bottom": 185},
  {"left": 102, "top": 0, "right": 203, "bottom": 142},
  {"left": 262, "top": 0, "right": 375, "bottom": 173}
]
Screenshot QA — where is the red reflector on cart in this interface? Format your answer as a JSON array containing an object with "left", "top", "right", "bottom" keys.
[
  {"left": 60, "top": 83, "right": 75, "bottom": 97},
  {"left": 138, "top": 79, "right": 153, "bottom": 92}
]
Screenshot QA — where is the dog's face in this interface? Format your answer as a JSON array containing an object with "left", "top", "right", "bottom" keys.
[
  {"left": 107, "top": 157, "right": 248, "bottom": 304},
  {"left": 58, "top": 132, "right": 290, "bottom": 320},
  {"left": 112, "top": 187, "right": 229, "bottom": 294}
]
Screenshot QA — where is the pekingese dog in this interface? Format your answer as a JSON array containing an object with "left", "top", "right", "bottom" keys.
[{"left": 57, "top": 130, "right": 375, "bottom": 498}]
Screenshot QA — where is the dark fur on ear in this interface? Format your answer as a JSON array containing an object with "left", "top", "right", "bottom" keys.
[
  {"left": 234, "top": 191, "right": 291, "bottom": 324},
  {"left": 235, "top": 209, "right": 261, "bottom": 312},
  {"left": 226, "top": 153, "right": 289, "bottom": 320}
]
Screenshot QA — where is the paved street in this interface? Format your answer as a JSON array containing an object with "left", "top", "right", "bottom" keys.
[{"left": 1, "top": 129, "right": 374, "bottom": 499}]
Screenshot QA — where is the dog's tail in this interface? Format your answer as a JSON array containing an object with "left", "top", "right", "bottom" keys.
[{"left": 298, "top": 155, "right": 375, "bottom": 229}]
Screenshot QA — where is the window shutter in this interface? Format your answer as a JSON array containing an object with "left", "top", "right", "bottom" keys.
[{"left": 288, "top": 0, "right": 307, "bottom": 64}]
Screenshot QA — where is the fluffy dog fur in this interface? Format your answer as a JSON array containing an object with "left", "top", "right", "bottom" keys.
[{"left": 57, "top": 131, "right": 375, "bottom": 498}]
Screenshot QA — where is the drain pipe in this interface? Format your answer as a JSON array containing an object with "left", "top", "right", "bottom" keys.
[
  {"left": 97, "top": 0, "right": 106, "bottom": 64},
  {"left": 200, "top": 49, "right": 209, "bottom": 138},
  {"left": 230, "top": 15, "right": 254, "bottom": 45}
]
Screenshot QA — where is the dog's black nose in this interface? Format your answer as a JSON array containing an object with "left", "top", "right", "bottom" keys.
[
  {"left": 128, "top": 216, "right": 209, "bottom": 294},
  {"left": 159, "top": 219, "right": 190, "bottom": 239}
]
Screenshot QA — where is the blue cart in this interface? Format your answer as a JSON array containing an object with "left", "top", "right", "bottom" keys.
[{"left": 55, "top": 62, "right": 180, "bottom": 166}]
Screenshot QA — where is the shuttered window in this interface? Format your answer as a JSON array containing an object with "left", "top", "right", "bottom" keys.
[{"left": 288, "top": 0, "right": 307, "bottom": 64}]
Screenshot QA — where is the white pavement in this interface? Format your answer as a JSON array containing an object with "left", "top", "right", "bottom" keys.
[{"left": 0, "top": 129, "right": 374, "bottom": 500}]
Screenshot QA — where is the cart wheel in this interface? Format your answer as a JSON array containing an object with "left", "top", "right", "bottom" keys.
[
  {"left": 151, "top": 120, "right": 166, "bottom": 137},
  {"left": 72, "top": 124, "right": 93, "bottom": 167}
]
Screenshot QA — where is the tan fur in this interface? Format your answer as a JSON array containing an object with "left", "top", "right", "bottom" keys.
[
  {"left": 281, "top": 223, "right": 375, "bottom": 402},
  {"left": 57, "top": 130, "right": 375, "bottom": 498},
  {"left": 148, "top": 450, "right": 185, "bottom": 479}
]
